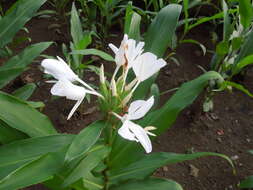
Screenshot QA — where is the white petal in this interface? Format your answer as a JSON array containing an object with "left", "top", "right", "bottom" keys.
[
  {"left": 50, "top": 80, "right": 86, "bottom": 101},
  {"left": 67, "top": 97, "right": 84, "bottom": 120},
  {"left": 128, "top": 121, "right": 152, "bottom": 153},
  {"left": 132, "top": 52, "right": 166, "bottom": 82},
  {"left": 109, "top": 43, "right": 119, "bottom": 55},
  {"left": 118, "top": 120, "right": 138, "bottom": 142},
  {"left": 127, "top": 96, "right": 154, "bottom": 120},
  {"left": 115, "top": 45, "right": 126, "bottom": 66},
  {"left": 126, "top": 39, "right": 144, "bottom": 67},
  {"left": 41, "top": 57, "right": 78, "bottom": 82}
]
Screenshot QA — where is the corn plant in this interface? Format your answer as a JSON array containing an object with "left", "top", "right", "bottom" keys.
[
  {"left": 0, "top": 0, "right": 52, "bottom": 91},
  {"left": 202, "top": 0, "right": 253, "bottom": 112},
  {"left": 0, "top": 34, "right": 234, "bottom": 190},
  {"left": 0, "top": 0, "right": 53, "bottom": 144},
  {"left": 76, "top": 0, "right": 127, "bottom": 39},
  {"left": 61, "top": 3, "right": 114, "bottom": 77}
]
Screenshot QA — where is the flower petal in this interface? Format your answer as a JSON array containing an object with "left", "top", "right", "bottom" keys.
[
  {"left": 41, "top": 57, "right": 78, "bottom": 82},
  {"left": 50, "top": 80, "right": 86, "bottom": 101},
  {"left": 127, "top": 96, "right": 154, "bottom": 120},
  {"left": 128, "top": 121, "right": 152, "bottom": 153},
  {"left": 109, "top": 43, "right": 119, "bottom": 55},
  {"left": 118, "top": 120, "right": 138, "bottom": 142},
  {"left": 67, "top": 97, "right": 84, "bottom": 120},
  {"left": 126, "top": 39, "right": 144, "bottom": 67},
  {"left": 132, "top": 52, "right": 166, "bottom": 82}
]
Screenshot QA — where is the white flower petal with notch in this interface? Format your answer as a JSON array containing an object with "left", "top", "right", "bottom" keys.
[
  {"left": 118, "top": 120, "right": 152, "bottom": 153},
  {"left": 127, "top": 96, "right": 154, "bottom": 120}
]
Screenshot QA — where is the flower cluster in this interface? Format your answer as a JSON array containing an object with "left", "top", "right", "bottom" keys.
[
  {"left": 107, "top": 34, "right": 166, "bottom": 153},
  {"left": 41, "top": 34, "right": 166, "bottom": 153}
]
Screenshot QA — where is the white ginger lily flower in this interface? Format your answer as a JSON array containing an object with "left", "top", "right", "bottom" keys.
[
  {"left": 41, "top": 56, "right": 96, "bottom": 92},
  {"left": 109, "top": 34, "right": 144, "bottom": 68},
  {"left": 51, "top": 79, "right": 99, "bottom": 120},
  {"left": 109, "top": 34, "right": 144, "bottom": 81},
  {"left": 132, "top": 52, "right": 166, "bottom": 82},
  {"left": 114, "top": 96, "right": 155, "bottom": 153}
]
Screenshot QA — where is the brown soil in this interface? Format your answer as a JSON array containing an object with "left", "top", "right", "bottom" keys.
[{"left": 1, "top": 3, "right": 252, "bottom": 190}]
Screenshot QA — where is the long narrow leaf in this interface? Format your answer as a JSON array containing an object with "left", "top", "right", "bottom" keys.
[
  {"left": 0, "top": 150, "right": 66, "bottom": 190},
  {"left": 72, "top": 49, "right": 114, "bottom": 62},
  {"left": 65, "top": 121, "right": 105, "bottom": 162},
  {"left": 0, "top": 91, "right": 56, "bottom": 137},
  {"left": 0, "top": 0, "right": 47, "bottom": 48},
  {"left": 109, "top": 151, "right": 233, "bottom": 184},
  {"left": 110, "top": 178, "right": 183, "bottom": 190},
  {"left": 0, "top": 42, "right": 52, "bottom": 88},
  {"left": 0, "top": 134, "right": 73, "bottom": 179}
]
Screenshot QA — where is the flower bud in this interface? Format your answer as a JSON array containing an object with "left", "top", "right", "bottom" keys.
[
  {"left": 111, "top": 78, "right": 117, "bottom": 97},
  {"left": 100, "top": 64, "right": 105, "bottom": 84},
  {"left": 125, "top": 78, "right": 138, "bottom": 91},
  {"left": 121, "top": 92, "right": 132, "bottom": 107}
]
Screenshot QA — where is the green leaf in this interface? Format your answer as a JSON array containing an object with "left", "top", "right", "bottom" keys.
[
  {"left": 0, "top": 42, "right": 52, "bottom": 88},
  {"left": 65, "top": 121, "right": 105, "bottom": 162},
  {"left": 180, "top": 39, "right": 206, "bottom": 55},
  {"left": 0, "top": 134, "right": 73, "bottom": 180},
  {"left": 0, "top": 67, "right": 25, "bottom": 89},
  {"left": 222, "top": 81, "right": 253, "bottom": 97},
  {"left": 183, "top": 0, "right": 189, "bottom": 34},
  {"left": 63, "top": 146, "right": 110, "bottom": 187},
  {"left": 232, "top": 37, "right": 243, "bottom": 51},
  {"left": 233, "top": 54, "right": 253, "bottom": 75},
  {"left": 239, "top": 176, "right": 253, "bottom": 189},
  {"left": 223, "top": 0, "right": 233, "bottom": 41},
  {"left": 216, "top": 41, "right": 229, "bottom": 55},
  {"left": 235, "top": 27, "right": 253, "bottom": 63},
  {"left": 76, "top": 33, "right": 92, "bottom": 50},
  {"left": 239, "top": 0, "right": 253, "bottom": 29},
  {"left": 26, "top": 101, "right": 45, "bottom": 109},
  {"left": 144, "top": 4, "right": 182, "bottom": 57},
  {"left": 188, "top": 9, "right": 238, "bottom": 31},
  {"left": 109, "top": 152, "right": 233, "bottom": 184},
  {"left": 110, "top": 71, "right": 224, "bottom": 170},
  {"left": 0, "top": 150, "right": 66, "bottom": 190},
  {"left": 72, "top": 49, "right": 114, "bottom": 62},
  {"left": 0, "top": 0, "right": 47, "bottom": 48},
  {"left": 110, "top": 178, "right": 183, "bottom": 190},
  {"left": 124, "top": 2, "right": 141, "bottom": 40},
  {"left": 12, "top": 83, "right": 36, "bottom": 100},
  {"left": 83, "top": 172, "right": 104, "bottom": 190},
  {"left": 0, "top": 120, "right": 27, "bottom": 144},
  {"left": 71, "top": 3, "right": 83, "bottom": 46},
  {"left": 0, "top": 91, "right": 56, "bottom": 137},
  {"left": 134, "top": 4, "right": 181, "bottom": 99}
]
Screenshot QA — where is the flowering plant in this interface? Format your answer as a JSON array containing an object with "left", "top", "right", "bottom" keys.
[
  {"left": 9, "top": 34, "right": 230, "bottom": 190},
  {"left": 0, "top": 4, "right": 234, "bottom": 190}
]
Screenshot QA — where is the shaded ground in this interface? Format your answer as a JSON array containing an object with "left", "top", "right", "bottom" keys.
[{"left": 1, "top": 3, "right": 252, "bottom": 190}]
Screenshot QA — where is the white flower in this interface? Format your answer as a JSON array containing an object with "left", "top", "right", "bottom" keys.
[
  {"left": 114, "top": 96, "right": 155, "bottom": 153},
  {"left": 51, "top": 79, "right": 98, "bottom": 120},
  {"left": 109, "top": 34, "right": 144, "bottom": 68},
  {"left": 132, "top": 52, "right": 166, "bottom": 82},
  {"left": 41, "top": 56, "right": 96, "bottom": 92}
]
